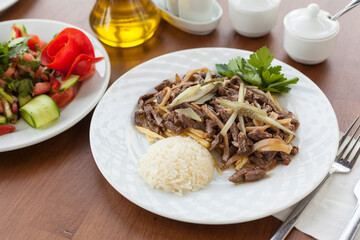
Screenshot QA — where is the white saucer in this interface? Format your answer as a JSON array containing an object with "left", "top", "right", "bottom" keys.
[{"left": 153, "top": 0, "right": 223, "bottom": 35}]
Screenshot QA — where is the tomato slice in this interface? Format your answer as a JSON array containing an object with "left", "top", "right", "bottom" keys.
[
  {"left": 66, "top": 54, "right": 102, "bottom": 81},
  {"left": 50, "top": 76, "right": 61, "bottom": 92},
  {"left": 0, "top": 125, "right": 16, "bottom": 136},
  {"left": 42, "top": 35, "right": 81, "bottom": 73},
  {"left": 12, "top": 26, "right": 22, "bottom": 38},
  {"left": 33, "top": 82, "right": 51, "bottom": 96},
  {"left": 56, "top": 28, "right": 95, "bottom": 57},
  {"left": 27, "top": 34, "right": 45, "bottom": 51},
  {"left": 40, "top": 28, "right": 102, "bottom": 80},
  {"left": 48, "top": 86, "right": 76, "bottom": 108}
]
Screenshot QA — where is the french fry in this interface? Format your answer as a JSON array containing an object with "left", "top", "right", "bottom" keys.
[
  {"left": 186, "top": 127, "right": 210, "bottom": 140},
  {"left": 268, "top": 111, "right": 279, "bottom": 120},
  {"left": 182, "top": 130, "right": 211, "bottom": 149},
  {"left": 164, "top": 129, "right": 176, "bottom": 137},
  {"left": 253, "top": 119, "right": 264, "bottom": 126},
  {"left": 276, "top": 118, "right": 292, "bottom": 125},
  {"left": 235, "top": 155, "right": 249, "bottom": 170},
  {"left": 214, "top": 160, "right": 223, "bottom": 174},
  {"left": 146, "top": 135, "right": 155, "bottom": 143},
  {"left": 266, "top": 91, "right": 283, "bottom": 112},
  {"left": 135, "top": 126, "right": 164, "bottom": 141},
  {"left": 246, "top": 125, "right": 271, "bottom": 132}
]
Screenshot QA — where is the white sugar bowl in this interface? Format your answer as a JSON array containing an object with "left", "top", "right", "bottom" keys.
[
  {"left": 228, "top": 0, "right": 281, "bottom": 37},
  {"left": 283, "top": 3, "right": 340, "bottom": 65}
]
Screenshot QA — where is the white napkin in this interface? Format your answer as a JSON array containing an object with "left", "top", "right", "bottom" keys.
[{"left": 273, "top": 132, "right": 360, "bottom": 240}]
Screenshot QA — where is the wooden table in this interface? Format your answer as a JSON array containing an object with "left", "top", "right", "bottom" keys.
[{"left": 1, "top": 0, "right": 359, "bottom": 239}]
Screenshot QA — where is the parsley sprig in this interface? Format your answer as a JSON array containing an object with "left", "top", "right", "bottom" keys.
[{"left": 216, "top": 46, "right": 299, "bottom": 93}]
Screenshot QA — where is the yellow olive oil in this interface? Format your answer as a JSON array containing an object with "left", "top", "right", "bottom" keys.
[{"left": 90, "top": 0, "right": 161, "bottom": 48}]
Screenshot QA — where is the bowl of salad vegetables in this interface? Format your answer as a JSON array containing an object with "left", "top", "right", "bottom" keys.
[{"left": 0, "top": 19, "right": 110, "bottom": 151}]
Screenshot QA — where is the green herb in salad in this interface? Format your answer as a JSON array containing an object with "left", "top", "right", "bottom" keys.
[
  {"left": 215, "top": 46, "right": 299, "bottom": 93},
  {"left": 8, "top": 37, "right": 31, "bottom": 59}
]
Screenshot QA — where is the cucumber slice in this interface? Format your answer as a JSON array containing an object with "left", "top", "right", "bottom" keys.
[
  {"left": 20, "top": 94, "right": 60, "bottom": 128},
  {"left": 0, "top": 88, "right": 14, "bottom": 103},
  {"left": 59, "top": 75, "right": 79, "bottom": 92},
  {"left": 10, "top": 23, "right": 27, "bottom": 39},
  {"left": 0, "top": 115, "right": 6, "bottom": 125},
  {"left": 19, "top": 95, "right": 32, "bottom": 107}
]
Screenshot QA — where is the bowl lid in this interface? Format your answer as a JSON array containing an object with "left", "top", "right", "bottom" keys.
[
  {"left": 284, "top": 3, "right": 339, "bottom": 40},
  {"left": 231, "top": 0, "right": 281, "bottom": 12}
]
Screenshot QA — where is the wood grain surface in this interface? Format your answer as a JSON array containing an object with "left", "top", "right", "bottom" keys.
[{"left": 1, "top": 0, "right": 359, "bottom": 239}]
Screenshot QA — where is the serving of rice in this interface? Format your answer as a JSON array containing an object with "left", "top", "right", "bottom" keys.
[{"left": 138, "top": 136, "right": 215, "bottom": 195}]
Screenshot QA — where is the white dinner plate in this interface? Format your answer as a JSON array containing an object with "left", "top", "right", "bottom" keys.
[
  {"left": 90, "top": 48, "right": 338, "bottom": 224},
  {"left": 0, "top": 19, "right": 111, "bottom": 152}
]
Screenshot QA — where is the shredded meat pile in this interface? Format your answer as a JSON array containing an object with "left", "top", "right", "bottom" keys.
[{"left": 134, "top": 69, "right": 299, "bottom": 183}]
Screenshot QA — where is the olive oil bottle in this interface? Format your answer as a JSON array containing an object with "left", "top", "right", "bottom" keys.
[{"left": 90, "top": 0, "right": 161, "bottom": 48}]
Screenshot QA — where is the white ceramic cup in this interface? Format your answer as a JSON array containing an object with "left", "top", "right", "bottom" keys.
[
  {"left": 228, "top": 0, "right": 281, "bottom": 37},
  {"left": 178, "top": 0, "right": 213, "bottom": 22}
]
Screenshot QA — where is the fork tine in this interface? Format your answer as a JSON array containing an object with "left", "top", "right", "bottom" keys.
[
  {"left": 347, "top": 134, "right": 360, "bottom": 168},
  {"left": 336, "top": 123, "right": 360, "bottom": 162},
  {"left": 339, "top": 116, "right": 360, "bottom": 146}
]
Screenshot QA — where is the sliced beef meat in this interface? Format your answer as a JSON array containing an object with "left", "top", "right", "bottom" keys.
[
  {"left": 229, "top": 75, "right": 243, "bottom": 86},
  {"left": 229, "top": 145, "right": 237, "bottom": 158},
  {"left": 143, "top": 105, "right": 161, "bottom": 133},
  {"left": 154, "top": 79, "right": 172, "bottom": 91},
  {"left": 134, "top": 110, "right": 145, "bottom": 126},
  {"left": 249, "top": 151, "right": 276, "bottom": 170},
  {"left": 138, "top": 93, "right": 155, "bottom": 109},
  {"left": 206, "top": 119, "right": 218, "bottom": 136},
  {"left": 156, "top": 91, "right": 166, "bottom": 104},
  {"left": 253, "top": 93, "right": 267, "bottom": 104},
  {"left": 277, "top": 152, "right": 291, "bottom": 165},
  {"left": 169, "top": 88, "right": 182, "bottom": 102},
  {"left": 210, "top": 133, "right": 223, "bottom": 151},
  {"left": 181, "top": 102, "right": 206, "bottom": 121},
  {"left": 248, "top": 129, "right": 273, "bottom": 141},
  {"left": 290, "top": 143, "right": 299, "bottom": 155},
  {"left": 267, "top": 99, "right": 280, "bottom": 114},
  {"left": 164, "top": 120, "right": 183, "bottom": 135},
  {"left": 245, "top": 89, "right": 253, "bottom": 101},
  {"left": 217, "top": 86, "right": 238, "bottom": 101},
  {"left": 262, "top": 104, "right": 273, "bottom": 113},
  {"left": 218, "top": 109, "right": 238, "bottom": 142},
  {"left": 249, "top": 154, "right": 271, "bottom": 170},
  {"left": 226, "top": 82, "right": 240, "bottom": 91},
  {"left": 263, "top": 151, "right": 277, "bottom": 162},
  {"left": 237, "top": 132, "right": 250, "bottom": 154},
  {"left": 229, "top": 167, "right": 266, "bottom": 183},
  {"left": 179, "top": 113, "right": 204, "bottom": 130},
  {"left": 244, "top": 169, "right": 266, "bottom": 181},
  {"left": 150, "top": 106, "right": 164, "bottom": 127}
]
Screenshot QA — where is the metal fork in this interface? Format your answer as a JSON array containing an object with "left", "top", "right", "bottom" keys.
[{"left": 271, "top": 116, "right": 360, "bottom": 240}]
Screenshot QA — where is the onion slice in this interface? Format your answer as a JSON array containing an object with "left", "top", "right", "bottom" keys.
[
  {"left": 252, "top": 138, "right": 292, "bottom": 154},
  {"left": 175, "top": 108, "right": 202, "bottom": 122},
  {"left": 216, "top": 98, "right": 296, "bottom": 136}
]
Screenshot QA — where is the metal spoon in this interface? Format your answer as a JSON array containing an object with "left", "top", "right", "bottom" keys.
[{"left": 331, "top": 0, "right": 360, "bottom": 21}]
